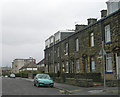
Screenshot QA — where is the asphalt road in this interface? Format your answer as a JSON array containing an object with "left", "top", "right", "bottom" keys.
[{"left": 2, "top": 78, "right": 62, "bottom": 95}]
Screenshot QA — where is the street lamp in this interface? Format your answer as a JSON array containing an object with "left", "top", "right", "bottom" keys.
[
  {"left": 53, "top": 36, "right": 55, "bottom": 80},
  {"left": 100, "top": 20, "right": 106, "bottom": 91}
]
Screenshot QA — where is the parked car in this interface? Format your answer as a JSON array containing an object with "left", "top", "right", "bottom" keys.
[
  {"left": 34, "top": 74, "right": 54, "bottom": 87},
  {"left": 5, "top": 75, "right": 8, "bottom": 78},
  {"left": 10, "top": 74, "right": 15, "bottom": 78}
]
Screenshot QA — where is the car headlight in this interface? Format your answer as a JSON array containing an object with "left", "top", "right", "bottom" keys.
[{"left": 51, "top": 81, "right": 53, "bottom": 83}]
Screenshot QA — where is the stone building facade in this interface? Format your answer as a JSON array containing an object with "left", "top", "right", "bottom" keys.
[
  {"left": 44, "top": 1, "right": 120, "bottom": 80},
  {"left": 12, "top": 57, "right": 36, "bottom": 73},
  {"left": 2, "top": 67, "right": 12, "bottom": 75},
  {"left": 37, "top": 59, "right": 45, "bottom": 73}
]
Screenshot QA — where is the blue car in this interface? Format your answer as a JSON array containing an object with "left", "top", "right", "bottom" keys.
[{"left": 34, "top": 74, "right": 54, "bottom": 87}]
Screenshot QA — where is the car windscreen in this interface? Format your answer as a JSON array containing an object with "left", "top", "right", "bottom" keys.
[{"left": 37, "top": 75, "right": 50, "bottom": 79}]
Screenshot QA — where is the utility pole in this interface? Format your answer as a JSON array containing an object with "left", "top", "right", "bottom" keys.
[
  {"left": 102, "top": 41, "right": 106, "bottom": 90},
  {"left": 100, "top": 20, "right": 106, "bottom": 91},
  {"left": 53, "top": 36, "right": 55, "bottom": 80}
]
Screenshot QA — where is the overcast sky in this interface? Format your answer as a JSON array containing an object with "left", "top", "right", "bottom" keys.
[{"left": 0, "top": 0, "right": 107, "bottom": 67}]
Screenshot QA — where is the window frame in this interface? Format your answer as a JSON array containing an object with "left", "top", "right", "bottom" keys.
[
  {"left": 90, "top": 56, "right": 95, "bottom": 72},
  {"left": 76, "top": 59, "right": 80, "bottom": 73},
  {"left": 89, "top": 32, "right": 94, "bottom": 47},
  {"left": 62, "top": 62, "right": 65, "bottom": 72},
  {"left": 65, "top": 42, "right": 68, "bottom": 55},
  {"left": 75, "top": 38, "right": 79, "bottom": 51},
  {"left": 105, "top": 24, "right": 111, "bottom": 43},
  {"left": 106, "top": 54, "right": 113, "bottom": 72},
  {"left": 66, "top": 61, "right": 69, "bottom": 73},
  {"left": 57, "top": 63, "right": 60, "bottom": 71}
]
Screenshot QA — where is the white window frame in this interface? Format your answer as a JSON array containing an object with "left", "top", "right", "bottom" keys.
[
  {"left": 105, "top": 24, "right": 111, "bottom": 43},
  {"left": 66, "top": 61, "right": 69, "bottom": 73},
  {"left": 65, "top": 43, "right": 68, "bottom": 55},
  {"left": 57, "top": 63, "right": 60, "bottom": 71},
  {"left": 76, "top": 59, "right": 80, "bottom": 73},
  {"left": 90, "top": 32, "right": 94, "bottom": 47},
  {"left": 76, "top": 38, "right": 79, "bottom": 51},
  {"left": 27, "top": 68, "right": 32, "bottom": 70},
  {"left": 62, "top": 63, "right": 65, "bottom": 72},
  {"left": 91, "top": 57, "right": 95, "bottom": 72},
  {"left": 106, "top": 54, "right": 112, "bottom": 72},
  {"left": 33, "top": 68, "right": 37, "bottom": 70}
]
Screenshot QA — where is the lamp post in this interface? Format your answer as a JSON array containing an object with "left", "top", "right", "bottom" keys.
[
  {"left": 100, "top": 20, "right": 106, "bottom": 91},
  {"left": 53, "top": 36, "right": 55, "bottom": 80}
]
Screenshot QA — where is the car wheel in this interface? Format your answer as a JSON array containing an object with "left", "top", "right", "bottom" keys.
[
  {"left": 36, "top": 82, "right": 39, "bottom": 87},
  {"left": 50, "top": 85, "right": 54, "bottom": 88}
]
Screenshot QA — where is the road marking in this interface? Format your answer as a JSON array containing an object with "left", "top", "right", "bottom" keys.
[
  {"left": 59, "top": 90, "right": 65, "bottom": 93},
  {"left": 71, "top": 89, "right": 81, "bottom": 92},
  {"left": 88, "top": 90, "right": 103, "bottom": 93}
]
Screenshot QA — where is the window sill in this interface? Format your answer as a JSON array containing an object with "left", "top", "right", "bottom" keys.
[
  {"left": 88, "top": 46, "right": 94, "bottom": 48},
  {"left": 104, "top": 41, "right": 112, "bottom": 45},
  {"left": 65, "top": 54, "right": 68, "bottom": 56},
  {"left": 105, "top": 72, "right": 113, "bottom": 74},
  {"left": 75, "top": 51, "right": 79, "bottom": 53}
]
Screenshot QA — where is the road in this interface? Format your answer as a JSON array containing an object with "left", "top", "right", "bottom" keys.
[{"left": 2, "top": 78, "right": 62, "bottom": 95}]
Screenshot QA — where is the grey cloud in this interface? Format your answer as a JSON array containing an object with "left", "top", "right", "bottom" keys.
[{"left": 1, "top": 0, "right": 107, "bottom": 67}]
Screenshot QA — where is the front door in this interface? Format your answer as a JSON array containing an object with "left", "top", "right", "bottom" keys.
[
  {"left": 84, "top": 59, "right": 87, "bottom": 73},
  {"left": 116, "top": 52, "right": 120, "bottom": 79}
]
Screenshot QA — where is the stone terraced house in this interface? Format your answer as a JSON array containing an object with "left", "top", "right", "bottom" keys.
[{"left": 44, "top": 1, "right": 120, "bottom": 80}]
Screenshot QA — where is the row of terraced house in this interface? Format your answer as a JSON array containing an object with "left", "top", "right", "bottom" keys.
[{"left": 40, "top": 1, "right": 120, "bottom": 80}]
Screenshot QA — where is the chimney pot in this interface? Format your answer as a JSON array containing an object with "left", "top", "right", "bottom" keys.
[
  {"left": 101, "top": 10, "right": 107, "bottom": 18},
  {"left": 75, "top": 24, "right": 87, "bottom": 31},
  {"left": 87, "top": 18, "right": 97, "bottom": 25}
]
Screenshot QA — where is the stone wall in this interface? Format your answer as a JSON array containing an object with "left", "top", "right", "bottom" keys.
[
  {"left": 44, "top": 9, "right": 120, "bottom": 80},
  {"left": 106, "top": 80, "right": 119, "bottom": 87},
  {"left": 55, "top": 77, "right": 93, "bottom": 87}
]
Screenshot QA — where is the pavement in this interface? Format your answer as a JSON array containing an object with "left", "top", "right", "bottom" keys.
[{"left": 23, "top": 78, "right": 119, "bottom": 95}]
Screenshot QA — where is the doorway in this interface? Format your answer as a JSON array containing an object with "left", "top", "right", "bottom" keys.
[
  {"left": 116, "top": 52, "right": 120, "bottom": 79},
  {"left": 84, "top": 59, "right": 87, "bottom": 73}
]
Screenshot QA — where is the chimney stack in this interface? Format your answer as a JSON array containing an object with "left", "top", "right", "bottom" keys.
[
  {"left": 101, "top": 10, "right": 107, "bottom": 18},
  {"left": 87, "top": 18, "right": 97, "bottom": 25},
  {"left": 75, "top": 24, "right": 87, "bottom": 31}
]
